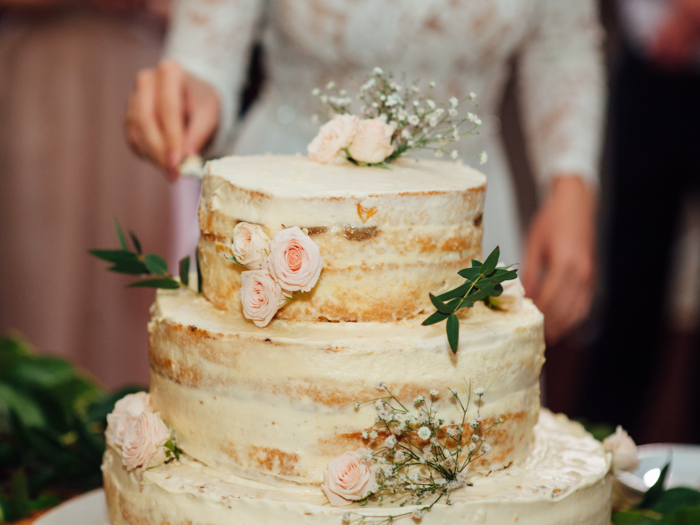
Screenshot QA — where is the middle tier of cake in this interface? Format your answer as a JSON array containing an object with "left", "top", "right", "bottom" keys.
[{"left": 148, "top": 288, "right": 545, "bottom": 486}]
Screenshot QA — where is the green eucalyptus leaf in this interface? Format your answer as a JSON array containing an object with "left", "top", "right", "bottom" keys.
[
  {"left": 196, "top": 247, "right": 203, "bottom": 294},
  {"left": 457, "top": 301, "right": 474, "bottom": 311},
  {"left": 490, "top": 283, "right": 504, "bottom": 297},
  {"left": 471, "top": 260, "right": 482, "bottom": 267},
  {"left": 493, "top": 268, "right": 518, "bottom": 281},
  {"left": 457, "top": 267, "right": 481, "bottom": 280},
  {"left": 11, "top": 355, "right": 76, "bottom": 390},
  {"left": 89, "top": 249, "right": 138, "bottom": 264},
  {"left": 422, "top": 311, "right": 448, "bottom": 326},
  {"left": 429, "top": 293, "right": 454, "bottom": 314},
  {"left": 480, "top": 246, "right": 500, "bottom": 276},
  {"left": 0, "top": 337, "right": 29, "bottom": 379},
  {"left": 437, "top": 282, "right": 473, "bottom": 301},
  {"left": 641, "top": 462, "right": 671, "bottom": 509},
  {"left": 129, "top": 231, "right": 142, "bottom": 255},
  {"left": 179, "top": 256, "right": 190, "bottom": 287},
  {"left": 127, "top": 278, "right": 180, "bottom": 290},
  {"left": 113, "top": 218, "right": 128, "bottom": 251},
  {"left": 144, "top": 254, "right": 169, "bottom": 275},
  {"left": 108, "top": 261, "right": 149, "bottom": 275},
  {"left": 446, "top": 314, "right": 459, "bottom": 353}
]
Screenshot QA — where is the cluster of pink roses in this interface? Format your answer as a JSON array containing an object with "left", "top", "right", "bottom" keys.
[
  {"left": 105, "top": 392, "right": 171, "bottom": 471},
  {"left": 231, "top": 222, "right": 324, "bottom": 327},
  {"left": 307, "top": 114, "right": 395, "bottom": 165}
]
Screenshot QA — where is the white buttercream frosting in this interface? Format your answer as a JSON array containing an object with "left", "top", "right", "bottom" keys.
[
  {"left": 103, "top": 410, "right": 612, "bottom": 525},
  {"left": 147, "top": 287, "right": 544, "bottom": 485}
]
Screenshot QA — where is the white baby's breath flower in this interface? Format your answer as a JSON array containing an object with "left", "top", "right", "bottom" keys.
[
  {"left": 482, "top": 443, "right": 491, "bottom": 453},
  {"left": 429, "top": 81, "right": 436, "bottom": 88},
  {"left": 478, "top": 151, "right": 488, "bottom": 165},
  {"left": 426, "top": 99, "right": 436, "bottom": 110},
  {"left": 417, "top": 426, "right": 431, "bottom": 440},
  {"left": 449, "top": 108, "right": 458, "bottom": 117},
  {"left": 370, "top": 431, "right": 378, "bottom": 439},
  {"left": 362, "top": 431, "right": 369, "bottom": 439},
  {"left": 450, "top": 150, "right": 459, "bottom": 160},
  {"left": 417, "top": 107, "right": 425, "bottom": 116},
  {"left": 430, "top": 389, "right": 439, "bottom": 397},
  {"left": 474, "top": 387, "right": 485, "bottom": 396},
  {"left": 475, "top": 413, "right": 483, "bottom": 422},
  {"left": 312, "top": 88, "right": 321, "bottom": 96},
  {"left": 449, "top": 96, "right": 459, "bottom": 108},
  {"left": 320, "top": 95, "right": 328, "bottom": 103},
  {"left": 468, "top": 442, "right": 477, "bottom": 452},
  {"left": 469, "top": 91, "right": 477, "bottom": 100},
  {"left": 412, "top": 510, "right": 422, "bottom": 520},
  {"left": 376, "top": 381, "right": 387, "bottom": 391},
  {"left": 385, "top": 435, "right": 397, "bottom": 448},
  {"left": 453, "top": 128, "right": 460, "bottom": 141},
  {"left": 386, "top": 94, "right": 400, "bottom": 106},
  {"left": 326, "top": 81, "right": 336, "bottom": 90},
  {"left": 401, "top": 129, "right": 412, "bottom": 140},
  {"left": 408, "top": 115, "right": 420, "bottom": 126},
  {"left": 342, "top": 512, "right": 352, "bottom": 524},
  {"left": 428, "top": 116, "right": 438, "bottom": 127},
  {"left": 339, "top": 89, "right": 347, "bottom": 96},
  {"left": 373, "top": 67, "right": 384, "bottom": 76},
  {"left": 414, "top": 395, "right": 424, "bottom": 405},
  {"left": 412, "top": 85, "right": 420, "bottom": 93},
  {"left": 363, "top": 78, "right": 376, "bottom": 91},
  {"left": 412, "top": 100, "right": 420, "bottom": 107}
]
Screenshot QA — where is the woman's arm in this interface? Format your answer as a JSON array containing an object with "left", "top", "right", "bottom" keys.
[
  {"left": 125, "top": 0, "right": 264, "bottom": 179},
  {"left": 517, "top": 0, "right": 605, "bottom": 342}
]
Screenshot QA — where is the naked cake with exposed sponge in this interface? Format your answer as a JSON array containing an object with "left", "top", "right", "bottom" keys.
[{"left": 102, "top": 155, "right": 612, "bottom": 525}]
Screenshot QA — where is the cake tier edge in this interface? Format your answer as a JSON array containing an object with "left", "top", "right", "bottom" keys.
[{"left": 103, "top": 410, "right": 612, "bottom": 525}]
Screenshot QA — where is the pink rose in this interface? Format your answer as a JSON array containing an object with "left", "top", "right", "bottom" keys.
[
  {"left": 491, "top": 277, "right": 525, "bottom": 312},
  {"left": 322, "top": 450, "right": 377, "bottom": 506},
  {"left": 604, "top": 426, "right": 639, "bottom": 473},
  {"left": 231, "top": 222, "right": 270, "bottom": 269},
  {"left": 121, "top": 411, "right": 171, "bottom": 471},
  {"left": 106, "top": 392, "right": 151, "bottom": 448},
  {"left": 307, "top": 114, "right": 359, "bottom": 164},
  {"left": 347, "top": 118, "right": 395, "bottom": 164},
  {"left": 240, "top": 269, "right": 286, "bottom": 327},
  {"left": 267, "top": 227, "right": 324, "bottom": 293}
]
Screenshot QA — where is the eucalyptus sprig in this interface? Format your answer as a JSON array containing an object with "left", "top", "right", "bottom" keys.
[
  {"left": 422, "top": 246, "right": 517, "bottom": 353},
  {"left": 344, "top": 382, "right": 503, "bottom": 525},
  {"left": 89, "top": 218, "right": 201, "bottom": 293}
]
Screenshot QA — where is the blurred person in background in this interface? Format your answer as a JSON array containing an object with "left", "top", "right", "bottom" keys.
[
  {"left": 581, "top": 0, "right": 700, "bottom": 443},
  {"left": 0, "top": 0, "right": 176, "bottom": 389},
  {"left": 125, "top": 0, "right": 605, "bottom": 346}
]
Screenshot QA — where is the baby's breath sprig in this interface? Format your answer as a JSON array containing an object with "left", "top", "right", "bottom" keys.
[
  {"left": 343, "top": 382, "right": 503, "bottom": 525},
  {"left": 422, "top": 246, "right": 518, "bottom": 353},
  {"left": 311, "top": 67, "right": 486, "bottom": 167},
  {"left": 90, "top": 218, "right": 201, "bottom": 293}
]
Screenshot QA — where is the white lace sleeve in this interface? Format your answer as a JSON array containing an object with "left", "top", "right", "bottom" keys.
[
  {"left": 517, "top": 0, "right": 606, "bottom": 192},
  {"left": 164, "top": 0, "right": 265, "bottom": 156}
]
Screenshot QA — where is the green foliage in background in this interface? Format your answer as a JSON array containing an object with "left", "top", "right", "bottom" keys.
[
  {"left": 0, "top": 336, "right": 142, "bottom": 522},
  {"left": 611, "top": 463, "right": 700, "bottom": 524}
]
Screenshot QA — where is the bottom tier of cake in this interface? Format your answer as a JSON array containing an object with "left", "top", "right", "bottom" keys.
[{"left": 103, "top": 410, "right": 612, "bottom": 525}]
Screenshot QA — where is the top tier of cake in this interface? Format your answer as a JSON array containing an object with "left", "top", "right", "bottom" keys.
[{"left": 198, "top": 155, "right": 486, "bottom": 322}]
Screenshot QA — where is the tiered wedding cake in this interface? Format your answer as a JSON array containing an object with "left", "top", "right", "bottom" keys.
[{"left": 102, "top": 155, "right": 612, "bottom": 524}]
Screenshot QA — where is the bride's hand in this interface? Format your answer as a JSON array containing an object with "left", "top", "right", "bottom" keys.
[
  {"left": 522, "top": 176, "right": 597, "bottom": 344},
  {"left": 126, "top": 60, "right": 220, "bottom": 181}
]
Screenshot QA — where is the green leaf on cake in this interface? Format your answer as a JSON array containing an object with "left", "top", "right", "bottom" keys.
[
  {"left": 129, "top": 230, "right": 142, "bottom": 255},
  {"left": 179, "top": 256, "right": 190, "bottom": 287},
  {"left": 113, "top": 217, "right": 128, "bottom": 251},
  {"left": 640, "top": 463, "right": 670, "bottom": 509},
  {"left": 127, "top": 278, "right": 180, "bottom": 290},
  {"left": 108, "top": 260, "right": 149, "bottom": 275},
  {"left": 88, "top": 249, "right": 139, "bottom": 264},
  {"left": 446, "top": 314, "right": 459, "bottom": 353},
  {"left": 423, "top": 246, "right": 518, "bottom": 353},
  {"left": 144, "top": 254, "right": 169, "bottom": 275}
]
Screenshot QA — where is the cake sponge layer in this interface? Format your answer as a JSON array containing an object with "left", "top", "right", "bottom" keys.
[
  {"left": 198, "top": 155, "right": 486, "bottom": 322},
  {"left": 148, "top": 287, "right": 545, "bottom": 485}
]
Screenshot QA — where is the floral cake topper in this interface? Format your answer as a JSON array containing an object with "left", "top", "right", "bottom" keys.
[
  {"left": 226, "top": 223, "right": 324, "bottom": 327},
  {"left": 308, "top": 67, "right": 487, "bottom": 168}
]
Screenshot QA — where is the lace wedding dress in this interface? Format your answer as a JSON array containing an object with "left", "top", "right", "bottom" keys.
[{"left": 164, "top": 0, "right": 604, "bottom": 261}]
